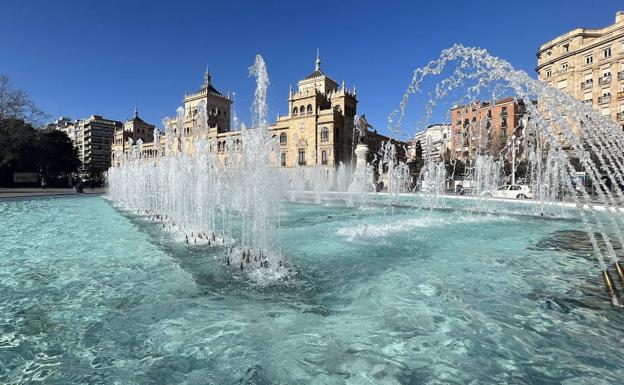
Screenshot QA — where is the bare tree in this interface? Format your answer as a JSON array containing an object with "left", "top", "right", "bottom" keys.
[{"left": 0, "top": 75, "right": 47, "bottom": 125}]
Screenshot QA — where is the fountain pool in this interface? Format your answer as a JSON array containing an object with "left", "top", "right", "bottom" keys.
[{"left": 1, "top": 195, "right": 623, "bottom": 384}]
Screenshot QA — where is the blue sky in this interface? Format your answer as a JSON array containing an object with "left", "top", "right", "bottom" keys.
[{"left": 1, "top": 1, "right": 621, "bottom": 137}]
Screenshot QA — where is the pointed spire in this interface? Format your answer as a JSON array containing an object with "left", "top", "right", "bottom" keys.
[
  {"left": 134, "top": 106, "right": 138, "bottom": 119},
  {"left": 315, "top": 48, "right": 321, "bottom": 71},
  {"left": 289, "top": 83, "right": 293, "bottom": 96},
  {"left": 342, "top": 80, "right": 345, "bottom": 91},
  {"left": 204, "top": 65, "right": 211, "bottom": 86},
  {"left": 353, "top": 84, "right": 357, "bottom": 95}
]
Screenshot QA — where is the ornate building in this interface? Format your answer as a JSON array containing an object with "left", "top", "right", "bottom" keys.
[
  {"left": 113, "top": 53, "right": 403, "bottom": 176},
  {"left": 112, "top": 108, "right": 155, "bottom": 160},
  {"left": 270, "top": 51, "right": 358, "bottom": 169}
]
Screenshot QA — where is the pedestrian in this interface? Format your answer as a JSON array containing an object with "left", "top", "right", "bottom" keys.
[{"left": 41, "top": 177, "right": 46, "bottom": 190}]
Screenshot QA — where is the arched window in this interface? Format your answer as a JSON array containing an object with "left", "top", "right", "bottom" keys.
[
  {"left": 307, "top": 104, "right": 313, "bottom": 115},
  {"left": 292, "top": 107, "right": 298, "bottom": 117},
  {"left": 320, "top": 127, "right": 329, "bottom": 142},
  {"left": 300, "top": 106, "right": 305, "bottom": 115},
  {"left": 280, "top": 132, "right": 287, "bottom": 145}
]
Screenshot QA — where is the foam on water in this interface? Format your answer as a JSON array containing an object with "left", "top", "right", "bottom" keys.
[{"left": 336, "top": 212, "right": 515, "bottom": 240}]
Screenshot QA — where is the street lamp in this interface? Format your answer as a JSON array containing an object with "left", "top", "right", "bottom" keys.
[{"left": 508, "top": 134, "right": 517, "bottom": 185}]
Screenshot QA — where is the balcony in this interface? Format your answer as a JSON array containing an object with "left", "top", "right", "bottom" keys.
[
  {"left": 599, "top": 95, "right": 611, "bottom": 104},
  {"left": 581, "top": 81, "right": 593, "bottom": 90},
  {"left": 599, "top": 76, "right": 612, "bottom": 85},
  {"left": 298, "top": 161, "right": 306, "bottom": 166}
]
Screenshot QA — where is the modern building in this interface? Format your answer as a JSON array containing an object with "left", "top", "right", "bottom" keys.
[
  {"left": 75, "top": 115, "right": 122, "bottom": 177},
  {"left": 409, "top": 123, "right": 452, "bottom": 161},
  {"left": 536, "top": 11, "right": 624, "bottom": 126},
  {"left": 119, "top": 53, "right": 404, "bottom": 177},
  {"left": 450, "top": 98, "right": 526, "bottom": 162}
]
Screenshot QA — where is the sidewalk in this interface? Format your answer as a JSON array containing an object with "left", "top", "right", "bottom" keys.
[{"left": 0, "top": 187, "right": 106, "bottom": 199}]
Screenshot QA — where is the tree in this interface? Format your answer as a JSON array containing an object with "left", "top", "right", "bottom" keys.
[
  {"left": 37, "top": 129, "right": 81, "bottom": 178},
  {"left": 0, "top": 75, "right": 47, "bottom": 125},
  {"left": 407, "top": 140, "right": 425, "bottom": 176},
  {"left": 0, "top": 119, "right": 80, "bottom": 186}
]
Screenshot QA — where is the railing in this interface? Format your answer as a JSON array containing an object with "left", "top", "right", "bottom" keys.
[
  {"left": 581, "top": 81, "right": 593, "bottom": 90},
  {"left": 298, "top": 160, "right": 306, "bottom": 166},
  {"left": 599, "top": 95, "right": 611, "bottom": 104},
  {"left": 599, "top": 76, "right": 612, "bottom": 85}
]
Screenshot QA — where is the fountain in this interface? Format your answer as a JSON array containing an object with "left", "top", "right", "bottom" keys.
[
  {"left": 107, "top": 45, "right": 624, "bottom": 307},
  {"left": 107, "top": 55, "right": 286, "bottom": 281},
  {"left": 7, "top": 46, "right": 624, "bottom": 385}
]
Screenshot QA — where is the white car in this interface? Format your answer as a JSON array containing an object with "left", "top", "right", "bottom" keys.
[{"left": 481, "top": 185, "right": 533, "bottom": 199}]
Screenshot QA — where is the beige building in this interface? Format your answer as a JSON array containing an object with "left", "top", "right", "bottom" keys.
[
  {"left": 112, "top": 108, "right": 155, "bottom": 162},
  {"left": 536, "top": 11, "right": 624, "bottom": 126},
  {"left": 116, "top": 53, "right": 403, "bottom": 174}
]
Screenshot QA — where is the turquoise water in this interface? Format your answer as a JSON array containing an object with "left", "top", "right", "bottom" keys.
[{"left": 1, "top": 195, "right": 623, "bottom": 384}]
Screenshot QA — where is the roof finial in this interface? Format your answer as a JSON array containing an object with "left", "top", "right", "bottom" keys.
[
  {"left": 204, "top": 65, "right": 211, "bottom": 86},
  {"left": 342, "top": 80, "right": 345, "bottom": 91},
  {"left": 134, "top": 106, "right": 138, "bottom": 118},
  {"left": 315, "top": 48, "right": 321, "bottom": 71}
]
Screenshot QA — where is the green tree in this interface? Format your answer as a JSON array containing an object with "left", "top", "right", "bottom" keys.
[
  {"left": 37, "top": 129, "right": 81, "bottom": 178},
  {"left": 407, "top": 140, "right": 424, "bottom": 176},
  {"left": 0, "top": 119, "right": 80, "bottom": 186}
]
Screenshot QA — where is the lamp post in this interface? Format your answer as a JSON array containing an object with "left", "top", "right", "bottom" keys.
[{"left": 508, "top": 134, "right": 517, "bottom": 185}]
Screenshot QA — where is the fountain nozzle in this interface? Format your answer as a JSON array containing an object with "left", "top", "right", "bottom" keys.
[
  {"left": 602, "top": 270, "right": 623, "bottom": 308},
  {"left": 614, "top": 261, "right": 624, "bottom": 287}
]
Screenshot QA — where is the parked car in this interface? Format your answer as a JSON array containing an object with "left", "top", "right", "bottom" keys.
[{"left": 481, "top": 185, "right": 533, "bottom": 199}]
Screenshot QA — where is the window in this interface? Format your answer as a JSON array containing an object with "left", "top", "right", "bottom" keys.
[
  {"left": 292, "top": 107, "right": 298, "bottom": 116},
  {"left": 298, "top": 149, "right": 306, "bottom": 165},
  {"left": 320, "top": 127, "right": 329, "bottom": 142},
  {"left": 561, "top": 62, "right": 569, "bottom": 70},
  {"left": 321, "top": 150, "right": 327, "bottom": 165},
  {"left": 546, "top": 68, "right": 552, "bottom": 78},
  {"left": 604, "top": 47, "right": 612, "bottom": 59},
  {"left": 279, "top": 132, "right": 287, "bottom": 145},
  {"left": 281, "top": 152, "right": 286, "bottom": 167},
  {"left": 586, "top": 55, "right": 593, "bottom": 65},
  {"left": 300, "top": 106, "right": 305, "bottom": 115},
  {"left": 557, "top": 79, "right": 567, "bottom": 90},
  {"left": 563, "top": 43, "right": 569, "bottom": 53},
  {"left": 307, "top": 104, "right": 313, "bottom": 115}
]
